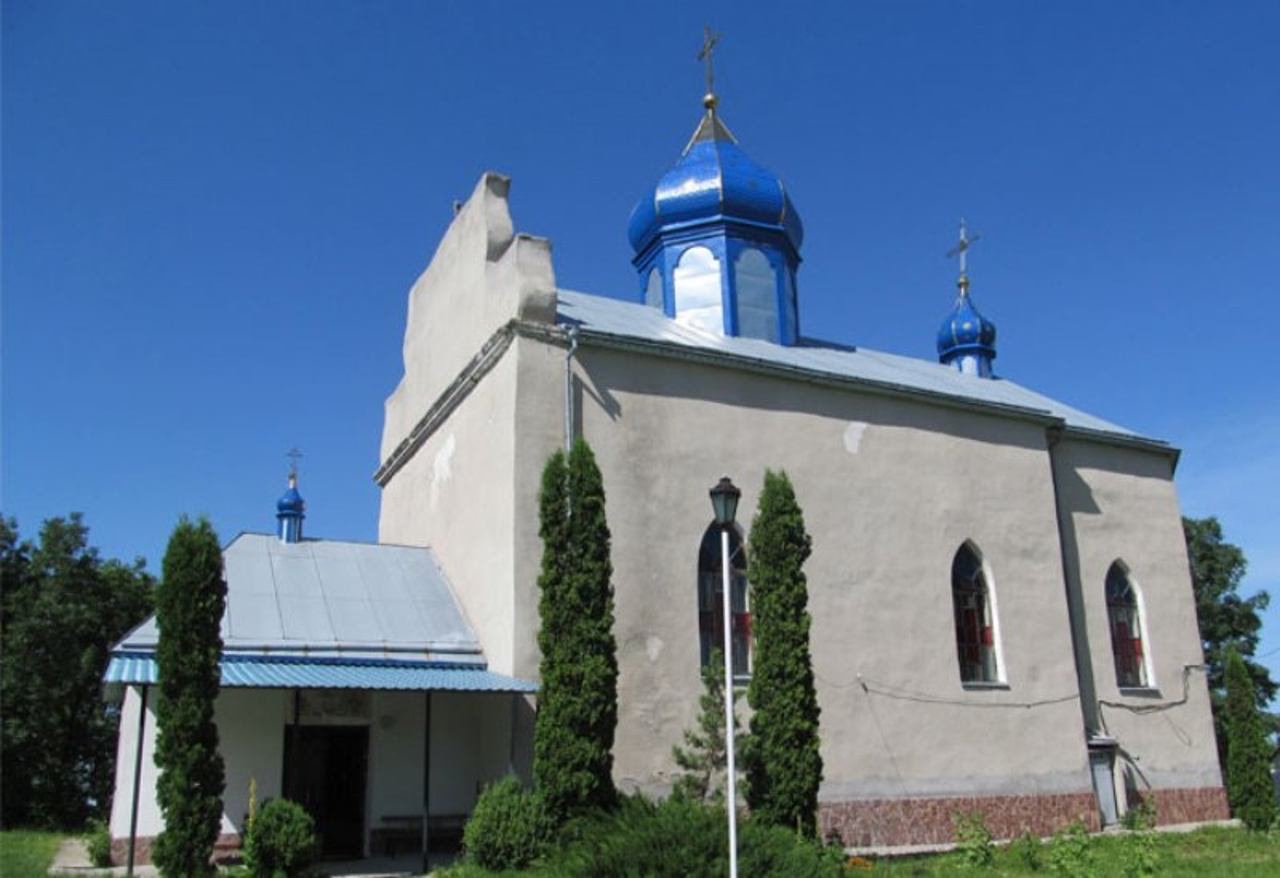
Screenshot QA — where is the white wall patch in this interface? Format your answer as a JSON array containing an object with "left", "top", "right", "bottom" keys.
[
  {"left": 645, "top": 635, "right": 664, "bottom": 663},
  {"left": 843, "top": 421, "right": 868, "bottom": 455},
  {"left": 430, "top": 433, "right": 456, "bottom": 510}
]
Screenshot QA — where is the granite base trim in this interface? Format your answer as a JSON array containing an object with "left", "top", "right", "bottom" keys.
[
  {"left": 110, "top": 833, "right": 241, "bottom": 867},
  {"left": 1139, "top": 786, "right": 1230, "bottom": 825},
  {"left": 821, "top": 792, "right": 1101, "bottom": 847}
]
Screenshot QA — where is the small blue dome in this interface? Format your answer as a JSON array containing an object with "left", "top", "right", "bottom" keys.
[
  {"left": 628, "top": 106, "right": 803, "bottom": 257},
  {"left": 937, "top": 291, "right": 997, "bottom": 361},
  {"left": 277, "top": 485, "right": 304, "bottom": 515}
]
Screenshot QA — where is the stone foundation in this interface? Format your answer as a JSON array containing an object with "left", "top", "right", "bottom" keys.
[
  {"left": 820, "top": 785, "right": 1231, "bottom": 848},
  {"left": 1139, "top": 786, "right": 1230, "bottom": 826},
  {"left": 821, "top": 792, "right": 1101, "bottom": 848},
  {"left": 110, "top": 833, "right": 241, "bottom": 867}
]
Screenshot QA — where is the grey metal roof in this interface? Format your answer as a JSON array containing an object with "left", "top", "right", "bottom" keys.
[
  {"left": 555, "top": 290, "right": 1159, "bottom": 446},
  {"left": 115, "top": 534, "right": 483, "bottom": 664},
  {"left": 104, "top": 653, "right": 536, "bottom": 693}
]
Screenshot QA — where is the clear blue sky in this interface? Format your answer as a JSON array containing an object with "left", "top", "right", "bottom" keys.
[{"left": 4, "top": 2, "right": 1277, "bottom": 682}]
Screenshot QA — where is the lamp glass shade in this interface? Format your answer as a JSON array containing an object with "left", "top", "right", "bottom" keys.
[{"left": 709, "top": 477, "right": 740, "bottom": 526}]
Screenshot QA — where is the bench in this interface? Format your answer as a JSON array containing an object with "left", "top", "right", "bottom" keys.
[{"left": 370, "top": 814, "right": 467, "bottom": 856}]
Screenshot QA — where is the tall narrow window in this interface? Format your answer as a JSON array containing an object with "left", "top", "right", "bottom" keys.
[
  {"left": 1106, "top": 562, "right": 1149, "bottom": 688},
  {"left": 698, "top": 524, "right": 750, "bottom": 678},
  {"left": 952, "top": 543, "right": 1000, "bottom": 683}
]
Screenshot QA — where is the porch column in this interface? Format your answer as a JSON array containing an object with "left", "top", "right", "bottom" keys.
[
  {"left": 420, "top": 691, "right": 432, "bottom": 874},
  {"left": 126, "top": 684, "right": 148, "bottom": 877}
]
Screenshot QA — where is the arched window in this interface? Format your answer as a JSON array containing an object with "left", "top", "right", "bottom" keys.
[
  {"left": 1106, "top": 562, "right": 1150, "bottom": 688},
  {"left": 673, "top": 246, "right": 723, "bottom": 334},
  {"left": 644, "top": 266, "right": 663, "bottom": 310},
  {"left": 952, "top": 542, "right": 1001, "bottom": 683},
  {"left": 698, "top": 524, "right": 750, "bottom": 678},
  {"left": 734, "top": 247, "right": 778, "bottom": 342}
]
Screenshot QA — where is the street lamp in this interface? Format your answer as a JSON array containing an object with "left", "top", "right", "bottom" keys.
[{"left": 708, "top": 476, "right": 741, "bottom": 878}]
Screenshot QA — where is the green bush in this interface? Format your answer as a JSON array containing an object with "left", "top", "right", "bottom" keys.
[
  {"left": 462, "top": 776, "right": 552, "bottom": 871},
  {"left": 1119, "top": 827, "right": 1160, "bottom": 878},
  {"left": 1120, "top": 798, "right": 1157, "bottom": 831},
  {"left": 1010, "top": 830, "right": 1042, "bottom": 871},
  {"left": 1046, "top": 819, "right": 1095, "bottom": 877},
  {"left": 553, "top": 794, "right": 843, "bottom": 878},
  {"left": 557, "top": 795, "right": 723, "bottom": 877},
  {"left": 243, "top": 798, "right": 319, "bottom": 878},
  {"left": 738, "top": 818, "right": 845, "bottom": 877},
  {"left": 86, "top": 820, "right": 112, "bottom": 868},
  {"left": 951, "top": 810, "right": 994, "bottom": 868}
]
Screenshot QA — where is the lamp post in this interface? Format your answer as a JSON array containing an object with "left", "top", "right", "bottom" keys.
[{"left": 709, "top": 476, "right": 741, "bottom": 878}]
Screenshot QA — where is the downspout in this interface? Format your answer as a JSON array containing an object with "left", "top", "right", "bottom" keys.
[
  {"left": 563, "top": 325, "right": 578, "bottom": 452},
  {"left": 126, "top": 684, "right": 148, "bottom": 877}
]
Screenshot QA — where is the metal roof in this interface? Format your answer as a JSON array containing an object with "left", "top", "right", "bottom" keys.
[
  {"left": 555, "top": 290, "right": 1161, "bottom": 446},
  {"left": 104, "top": 653, "right": 536, "bottom": 693},
  {"left": 115, "top": 534, "right": 484, "bottom": 664}
]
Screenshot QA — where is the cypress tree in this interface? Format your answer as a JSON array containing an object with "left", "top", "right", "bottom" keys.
[
  {"left": 153, "top": 517, "right": 227, "bottom": 877},
  {"left": 533, "top": 438, "right": 618, "bottom": 823},
  {"left": 743, "top": 469, "right": 823, "bottom": 836},
  {"left": 1224, "top": 646, "right": 1275, "bottom": 830}
]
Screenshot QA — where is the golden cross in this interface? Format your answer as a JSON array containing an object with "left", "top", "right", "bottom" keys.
[
  {"left": 698, "top": 26, "right": 721, "bottom": 99},
  {"left": 946, "top": 218, "right": 981, "bottom": 281},
  {"left": 286, "top": 447, "right": 303, "bottom": 479}
]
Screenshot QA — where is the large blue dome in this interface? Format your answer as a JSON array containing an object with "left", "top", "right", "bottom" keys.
[
  {"left": 937, "top": 290, "right": 997, "bottom": 362},
  {"left": 628, "top": 101, "right": 803, "bottom": 257}
]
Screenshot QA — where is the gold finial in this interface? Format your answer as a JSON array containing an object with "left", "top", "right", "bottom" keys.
[
  {"left": 946, "top": 217, "right": 981, "bottom": 294},
  {"left": 698, "top": 26, "right": 721, "bottom": 109},
  {"left": 286, "top": 447, "right": 303, "bottom": 484}
]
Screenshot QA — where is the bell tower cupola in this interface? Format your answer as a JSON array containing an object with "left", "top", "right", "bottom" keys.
[
  {"left": 627, "top": 29, "right": 804, "bottom": 345},
  {"left": 937, "top": 219, "right": 998, "bottom": 377}
]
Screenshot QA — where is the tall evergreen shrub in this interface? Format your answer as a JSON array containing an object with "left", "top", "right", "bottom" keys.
[
  {"left": 743, "top": 470, "right": 823, "bottom": 836},
  {"left": 153, "top": 517, "right": 227, "bottom": 877},
  {"left": 1224, "top": 646, "right": 1274, "bottom": 830},
  {"left": 533, "top": 438, "right": 618, "bottom": 823}
]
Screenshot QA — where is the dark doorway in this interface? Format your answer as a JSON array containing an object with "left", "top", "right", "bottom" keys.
[{"left": 283, "top": 726, "right": 369, "bottom": 859}]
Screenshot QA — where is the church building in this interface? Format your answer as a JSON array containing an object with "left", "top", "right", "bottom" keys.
[{"left": 105, "top": 75, "right": 1227, "bottom": 864}]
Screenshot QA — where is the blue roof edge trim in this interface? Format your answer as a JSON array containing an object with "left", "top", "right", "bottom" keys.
[
  {"left": 110, "top": 650, "right": 488, "bottom": 671},
  {"left": 104, "top": 653, "right": 538, "bottom": 694}
]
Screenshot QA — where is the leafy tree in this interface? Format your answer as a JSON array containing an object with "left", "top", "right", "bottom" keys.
[
  {"left": 152, "top": 517, "right": 227, "bottom": 878},
  {"left": 1183, "top": 516, "right": 1275, "bottom": 767},
  {"left": 743, "top": 470, "right": 822, "bottom": 836},
  {"left": 533, "top": 438, "right": 618, "bottom": 824},
  {"left": 671, "top": 648, "right": 743, "bottom": 804},
  {"left": 0, "top": 514, "right": 153, "bottom": 829},
  {"left": 1224, "top": 646, "right": 1275, "bottom": 830}
]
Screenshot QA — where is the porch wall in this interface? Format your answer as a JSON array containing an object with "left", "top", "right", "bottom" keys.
[{"left": 108, "top": 686, "right": 517, "bottom": 864}]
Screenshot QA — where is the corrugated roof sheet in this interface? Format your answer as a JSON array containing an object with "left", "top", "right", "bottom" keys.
[
  {"left": 555, "top": 290, "right": 1156, "bottom": 444},
  {"left": 115, "top": 534, "right": 483, "bottom": 663},
  {"left": 104, "top": 654, "right": 536, "bottom": 693}
]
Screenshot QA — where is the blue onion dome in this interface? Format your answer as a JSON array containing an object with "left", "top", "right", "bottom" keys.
[
  {"left": 937, "top": 282, "right": 997, "bottom": 362},
  {"left": 277, "top": 477, "right": 305, "bottom": 515},
  {"left": 628, "top": 95, "right": 803, "bottom": 257}
]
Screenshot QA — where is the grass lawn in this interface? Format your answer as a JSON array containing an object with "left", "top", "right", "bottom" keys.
[
  {"left": 0, "top": 830, "right": 64, "bottom": 878},
  {"left": 865, "top": 825, "right": 1280, "bottom": 876},
  {"left": 437, "top": 824, "right": 1280, "bottom": 876}
]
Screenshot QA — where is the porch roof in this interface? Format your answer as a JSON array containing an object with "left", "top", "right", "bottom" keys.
[{"left": 104, "top": 652, "right": 537, "bottom": 693}]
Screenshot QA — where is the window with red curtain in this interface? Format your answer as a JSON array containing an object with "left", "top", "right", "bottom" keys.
[
  {"left": 952, "top": 543, "right": 999, "bottom": 683},
  {"left": 1107, "top": 563, "right": 1148, "bottom": 688},
  {"left": 698, "top": 524, "right": 750, "bottom": 678}
]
